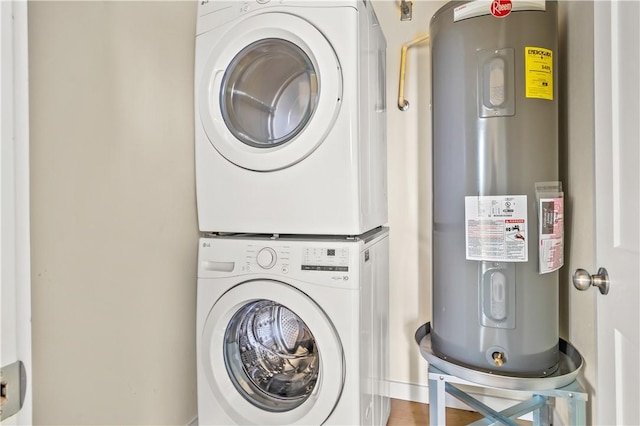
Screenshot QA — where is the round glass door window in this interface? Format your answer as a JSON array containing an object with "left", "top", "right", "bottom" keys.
[
  {"left": 224, "top": 300, "right": 320, "bottom": 412},
  {"left": 220, "top": 38, "right": 319, "bottom": 148}
]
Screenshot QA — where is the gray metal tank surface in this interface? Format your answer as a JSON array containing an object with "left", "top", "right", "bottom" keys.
[{"left": 430, "top": 0, "right": 560, "bottom": 376}]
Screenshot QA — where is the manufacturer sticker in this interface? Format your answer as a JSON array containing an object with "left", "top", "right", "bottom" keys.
[
  {"left": 465, "top": 195, "right": 528, "bottom": 262},
  {"left": 525, "top": 46, "right": 554, "bottom": 100}
]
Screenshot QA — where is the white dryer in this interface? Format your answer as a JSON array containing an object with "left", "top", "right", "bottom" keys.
[
  {"left": 194, "top": 0, "right": 387, "bottom": 235},
  {"left": 196, "top": 227, "right": 390, "bottom": 425}
]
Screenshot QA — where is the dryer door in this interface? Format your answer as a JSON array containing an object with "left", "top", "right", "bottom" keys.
[
  {"left": 197, "top": 13, "right": 342, "bottom": 171},
  {"left": 201, "top": 279, "right": 344, "bottom": 425}
]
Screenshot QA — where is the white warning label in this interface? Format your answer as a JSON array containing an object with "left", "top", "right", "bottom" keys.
[{"left": 465, "top": 195, "right": 528, "bottom": 262}]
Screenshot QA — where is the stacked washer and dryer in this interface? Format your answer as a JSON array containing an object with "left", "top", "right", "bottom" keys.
[{"left": 193, "top": 1, "right": 390, "bottom": 425}]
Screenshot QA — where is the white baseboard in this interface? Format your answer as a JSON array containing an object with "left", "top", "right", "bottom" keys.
[
  {"left": 387, "top": 379, "right": 430, "bottom": 404},
  {"left": 189, "top": 380, "right": 537, "bottom": 426}
]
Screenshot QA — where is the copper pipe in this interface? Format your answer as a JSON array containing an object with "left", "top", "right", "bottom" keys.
[{"left": 398, "top": 33, "right": 430, "bottom": 111}]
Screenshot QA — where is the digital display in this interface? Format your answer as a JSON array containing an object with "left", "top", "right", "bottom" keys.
[
  {"left": 302, "top": 265, "right": 348, "bottom": 272},
  {"left": 302, "top": 247, "right": 348, "bottom": 272}
]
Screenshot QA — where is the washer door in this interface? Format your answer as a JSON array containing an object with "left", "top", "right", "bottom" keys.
[
  {"left": 198, "top": 13, "right": 342, "bottom": 171},
  {"left": 201, "top": 279, "right": 344, "bottom": 425}
]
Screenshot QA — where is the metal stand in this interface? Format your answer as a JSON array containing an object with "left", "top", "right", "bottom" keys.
[{"left": 428, "top": 365, "right": 587, "bottom": 426}]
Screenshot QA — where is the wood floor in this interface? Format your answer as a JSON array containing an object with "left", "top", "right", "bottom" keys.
[
  {"left": 387, "top": 398, "right": 531, "bottom": 426},
  {"left": 387, "top": 398, "right": 481, "bottom": 425}
]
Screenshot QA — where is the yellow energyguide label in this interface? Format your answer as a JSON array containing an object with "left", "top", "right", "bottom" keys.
[{"left": 525, "top": 46, "right": 553, "bottom": 100}]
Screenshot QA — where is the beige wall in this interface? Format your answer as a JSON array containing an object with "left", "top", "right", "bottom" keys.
[
  {"left": 27, "top": 0, "right": 597, "bottom": 424},
  {"left": 558, "top": 1, "right": 597, "bottom": 422},
  {"left": 29, "top": 2, "right": 199, "bottom": 424}
]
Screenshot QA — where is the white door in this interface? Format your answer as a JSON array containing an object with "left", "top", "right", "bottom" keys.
[
  {"left": 200, "top": 280, "right": 344, "bottom": 425},
  {"left": 0, "top": 1, "right": 32, "bottom": 424},
  {"left": 196, "top": 13, "right": 342, "bottom": 171},
  {"left": 593, "top": 1, "right": 640, "bottom": 424}
]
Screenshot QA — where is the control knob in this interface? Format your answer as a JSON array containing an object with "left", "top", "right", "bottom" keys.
[{"left": 256, "top": 247, "right": 277, "bottom": 269}]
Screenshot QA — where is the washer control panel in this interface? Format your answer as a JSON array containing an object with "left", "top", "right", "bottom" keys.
[
  {"left": 243, "top": 244, "right": 350, "bottom": 274},
  {"left": 245, "top": 245, "right": 291, "bottom": 274},
  {"left": 301, "top": 247, "right": 349, "bottom": 272}
]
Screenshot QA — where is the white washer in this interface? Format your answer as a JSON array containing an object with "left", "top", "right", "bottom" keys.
[
  {"left": 194, "top": 0, "right": 387, "bottom": 235},
  {"left": 196, "top": 227, "right": 390, "bottom": 425}
]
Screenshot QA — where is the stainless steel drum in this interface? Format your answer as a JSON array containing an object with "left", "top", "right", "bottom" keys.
[{"left": 224, "top": 300, "right": 319, "bottom": 411}]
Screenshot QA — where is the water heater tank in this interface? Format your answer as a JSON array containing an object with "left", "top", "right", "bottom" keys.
[{"left": 430, "top": 0, "right": 560, "bottom": 376}]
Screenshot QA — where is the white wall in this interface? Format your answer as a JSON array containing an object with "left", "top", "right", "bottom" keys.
[
  {"left": 27, "top": 0, "right": 597, "bottom": 424},
  {"left": 373, "top": 0, "right": 445, "bottom": 398}
]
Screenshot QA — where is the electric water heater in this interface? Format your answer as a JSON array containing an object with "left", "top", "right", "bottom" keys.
[{"left": 430, "top": 0, "right": 562, "bottom": 376}]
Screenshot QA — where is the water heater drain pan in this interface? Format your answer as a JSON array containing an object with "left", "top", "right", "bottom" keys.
[{"left": 415, "top": 323, "right": 583, "bottom": 391}]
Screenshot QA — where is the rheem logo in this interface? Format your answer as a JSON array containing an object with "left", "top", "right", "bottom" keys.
[{"left": 491, "top": 0, "right": 512, "bottom": 18}]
